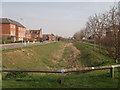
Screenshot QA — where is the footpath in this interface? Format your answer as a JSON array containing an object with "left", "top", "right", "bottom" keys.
[{"left": 1, "top": 41, "right": 56, "bottom": 50}]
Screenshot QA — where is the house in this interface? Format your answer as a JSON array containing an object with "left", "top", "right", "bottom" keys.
[
  {"left": 0, "top": 18, "right": 26, "bottom": 42},
  {"left": 29, "top": 28, "right": 42, "bottom": 41},
  {"left": 43, "top": 33, "right": 56, "bottom": 41},
  {"left": 25, "top": 30, "right": 31, "bottom": 41},
  {"left": 0, "top": 18, "right": 55, "bottom": 42},
  {"left": 106, "top": 25, "right": 120, "bottom": 38}
]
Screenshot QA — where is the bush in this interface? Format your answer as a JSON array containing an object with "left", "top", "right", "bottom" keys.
[
  {"left": 2, "top": 40, "right": 13, "bottom": 44},
  {"left": 27, "top": 40, "right": 38, "bottom": 42},
  {"left": 4, "top": 72, "right": 29, "bottom": 79},
  {"left": 14, "top": 40, "right": 23, "bottom": 43}
]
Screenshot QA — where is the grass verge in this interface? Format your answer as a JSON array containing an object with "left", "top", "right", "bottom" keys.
[{"left": 2, "top": 41, "right": 120, "bottom": 88}]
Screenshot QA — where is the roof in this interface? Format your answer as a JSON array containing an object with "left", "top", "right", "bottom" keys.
[
  {"left": 0, "top": 18, "right": 25, "bottom": 28},
  {"left": 29, "top": 30, "right": 41, "bottom": 34},
  {"left": 30, "top": 30, "right": 41, "bottom": 31},
  {"left": 29, "top": 29, "right": 42, "bottom": 32},
  {"left": 43, "top": 33, "right": 55, "bottom": 36}
]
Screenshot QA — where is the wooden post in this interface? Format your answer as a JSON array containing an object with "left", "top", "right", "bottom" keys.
[
  {"left": 110, "top": 66, "right": 115, "bottom": 78},
  {"left": 60, "top": 69, "right": 65, "bottom": 85}
]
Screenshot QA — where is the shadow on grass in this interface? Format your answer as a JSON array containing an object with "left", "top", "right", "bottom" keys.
[{"left": 16, "top": 78, "right": 61, "bottom": 82}]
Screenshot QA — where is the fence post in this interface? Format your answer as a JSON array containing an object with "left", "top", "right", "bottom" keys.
[
  {"left": 60, "top": 69, "right": 65, "bottom": 85},
  {"left": 110, "top": 66, "right": 115, "bottom": 78}
]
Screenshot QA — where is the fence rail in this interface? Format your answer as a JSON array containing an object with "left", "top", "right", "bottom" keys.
[
  {"left": 1, "top": 64, "right": 120, "bottom": 73},
  {"left": 1, "top": 64, "right": 120, "bottom": 84}
]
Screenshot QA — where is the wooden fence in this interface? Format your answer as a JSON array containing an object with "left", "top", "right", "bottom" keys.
[{"left": 1, "top": 64, "right": 120, "bottom": 84}]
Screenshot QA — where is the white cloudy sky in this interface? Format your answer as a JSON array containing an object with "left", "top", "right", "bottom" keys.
[{"left": 1, "top": 1, "right": 118, "bottom": 37}]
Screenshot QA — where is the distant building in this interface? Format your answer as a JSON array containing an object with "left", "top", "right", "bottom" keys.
[
  {"left": 0, "top": 18, "right": 56, "bottom": 43},
  {"left": 0, "top": 18, "right": 26, "bottom": 42},
  {"left": 43, "top": 33, "right": 56, "bottom": 41},
  {"left": 25, "top": 30, "right": 31, "bottom": 41},
  {"left": 29, "top": 28, "right": 42, "bottom": 41},
  {"left": 106, "top": 25, "right": 120, "bottom": 37}
]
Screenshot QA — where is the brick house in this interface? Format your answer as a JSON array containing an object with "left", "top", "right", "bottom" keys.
[
  {"left": 43, "top": 33, "right": 56, "bottom": 41},
  {"left": 25, "top": 30, "right": 31, "bottom": 40},
  {"left": 29, "top": 28, "right": 42, "bottom": 41},
  {"left": 0, "top": 18, "right": 26, "bottom": 42},
  {"left": 106, "top": 25, "right": 120, "bottom": 37}
]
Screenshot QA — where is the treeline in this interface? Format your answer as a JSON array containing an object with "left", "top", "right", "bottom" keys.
[{"left": 73, "top": 2, "right": 120, "bottom": 63}]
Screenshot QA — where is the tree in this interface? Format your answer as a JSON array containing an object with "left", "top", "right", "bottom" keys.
[{"left": 73, "top": 2, "right": 120, "bottom": 63}]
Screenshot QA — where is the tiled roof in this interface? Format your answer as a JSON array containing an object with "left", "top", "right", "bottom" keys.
[
  {"left": 29, "top": 30, "right": 41, "bottom": 34},
  {"left": 0, "top": 18, "right": 25, "bottom": 28}
]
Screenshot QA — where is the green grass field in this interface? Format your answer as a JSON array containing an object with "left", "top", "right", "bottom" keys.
[
  {"left": 73, "top": 42, "right": 115, "bottom": 67},
  {"left": 2, "top": 42, "right": 66, "bottom": 69},
  {"left": 2, "top": 41, "right": 120, "bottom": 88}
]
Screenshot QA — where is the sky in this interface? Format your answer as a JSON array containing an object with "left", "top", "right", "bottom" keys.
[{"left": 1, "top": 2, "right": 117, "bottom": 37}]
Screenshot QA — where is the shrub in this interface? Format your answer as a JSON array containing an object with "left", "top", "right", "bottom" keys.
[
  {"left": 14, "top": 40, "right": 23, "bottom": 43},
  {"left": 2, "top": 40, "right": 12, "bottom": 44},
  {"left": 4, "top": 72, "right": 29, "bottom": 79}
]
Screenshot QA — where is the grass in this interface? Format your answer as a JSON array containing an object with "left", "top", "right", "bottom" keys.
[
  {"left": 2, "top": 41, "right": 66, "bottom": 68},
  {"left": 2, "top": 68, "right": 120, "bottom": 88},
  {"left": 2, "top": 41, "right": 120, "bottom": 88},
  {"left": 73, "top": 42, "right": 115, "bottom": 67}
]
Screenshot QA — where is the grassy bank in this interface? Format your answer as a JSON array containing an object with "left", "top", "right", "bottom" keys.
[
  {"left": 2, "top": 69, "right": 120, "bottom": 88},
  {"left": 2, "top": 42, "right": 66, "bottom": 69},
  {"left": 2, "top": 70, "right": 119, "bottom": 88},
  {"left": 2, "top": 41, "right": 120, "bottom": 88},
  {"left": 73, "top": 42, "right": 116, "bottom": 67}
]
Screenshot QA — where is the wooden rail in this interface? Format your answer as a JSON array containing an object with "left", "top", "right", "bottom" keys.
[
  {"left": 1, "top": 64, "right": 120, "bottom": 84},
  {"left": 1, "top": 64, "right": 120, "bottom": 73}
]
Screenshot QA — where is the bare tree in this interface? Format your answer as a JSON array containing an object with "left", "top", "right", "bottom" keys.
[{"left": 73, "top": 2, "right": 120, "bottom": 63}]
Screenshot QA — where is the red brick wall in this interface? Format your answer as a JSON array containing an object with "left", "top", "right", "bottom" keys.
[
  {"left": 2, "top": 24, "right": 17, "bottom": 36},
  {"left": 16, "top": 26, "right": 26, "bottom": 41},
  {"left": 30, "top": 29, "right": 43, "bottom": 40},
  {"left": 2, "top": 23, "right": 26, "bottom": 41},
  {"left": 43, "top": 34, "right": 56, "bottom": 41},
  {"left": 2, "top": 24, "right": 10, "bottom": 35},
  {"left": 16, "top": 26, "right": 18, "bottom": 40},
  {"left": 25, "top": 30, "right": 31, "bottom": 40}
]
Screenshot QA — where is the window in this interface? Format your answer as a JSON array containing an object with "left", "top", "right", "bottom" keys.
[
  {"left": 10, "top": 31, "right": 15, "bottom": 35},
  {"left": 11, "top": 31, "right": 12, "bottom": 35},
  {"left": 13, "top": 31, "right": 15, "bottom": 35},
  {"left": 10, "top": 31, "right": 12, "bottom": 35},
  {"left": 10, "top": 25, "right": 15, "bottom": 29},
  {"left": 18, "top": 27, "right": 20, "bottom": 30},
  {"left": 10, "top": 25, "right": 12, "bottom": 28},
  {"left": 13, "top": 25, "right": 16, "bottom": 29},
  {"left": 18, "top": 27, "right": 22, "bottom": 30}
]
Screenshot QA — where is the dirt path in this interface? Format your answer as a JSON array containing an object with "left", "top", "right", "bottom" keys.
[
  {"left": 63, "top": 43, "right": 81, "bottom": 68},
  {"left": 52, "top": 43, "right": 81, "bottom": 69}
]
